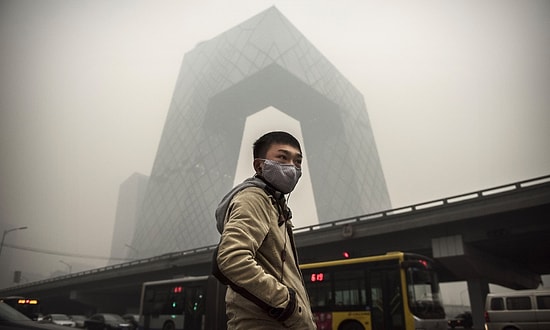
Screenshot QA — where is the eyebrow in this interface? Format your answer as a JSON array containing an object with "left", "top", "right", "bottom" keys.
[{"left": 277, "top": 148, "right": 303, "bottom": 159}]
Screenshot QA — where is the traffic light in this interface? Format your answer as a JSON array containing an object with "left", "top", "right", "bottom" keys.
[{"left": 342, "top": 251, "right": 350, "bottom": 259}]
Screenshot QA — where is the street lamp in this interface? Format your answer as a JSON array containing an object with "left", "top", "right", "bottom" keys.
[
  {"left": 59, "top": 260, "right": 72, "bottom": 274},
  {"left": 0, "top": 226, "right": 28, "bottom": 256},
  {"left": 125, "top": 243, "right": 139, "bottom": 257}
]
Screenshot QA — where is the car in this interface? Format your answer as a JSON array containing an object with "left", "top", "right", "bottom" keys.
[
  {"left": 0, "top": 301, "right": 68, "bottom": 329},
  {"left": 83, "top": 313, "right": 132, "bottom": 330},
  {"left": 121, "top": 314, "right": 139, "bottom": 329},
  {"left": 40, "top": 314, "right": 76, "bottom": 327},
  {"left": 69, "top": 315, "right": 86, "bottom": 328},
  {"left": 448, "top": 311, "right": 473, "bottom": 329}
]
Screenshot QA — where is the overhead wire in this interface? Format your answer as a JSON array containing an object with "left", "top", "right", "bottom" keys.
[{"left": 2, "top": 243, "right": 133, "bottom": 261}]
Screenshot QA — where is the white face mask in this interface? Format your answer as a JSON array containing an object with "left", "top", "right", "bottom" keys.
[{"left": 258, "top": 159, "right": 302, "bottom": 194}]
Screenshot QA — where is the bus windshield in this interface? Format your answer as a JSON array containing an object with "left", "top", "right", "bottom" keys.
[{"left": 405, "top": 267, "right": 445, "bottom": 319}]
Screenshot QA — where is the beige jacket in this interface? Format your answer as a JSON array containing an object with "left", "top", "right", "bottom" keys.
[{"left": 215, "top": 185, "right": 316, "bottom": 329}]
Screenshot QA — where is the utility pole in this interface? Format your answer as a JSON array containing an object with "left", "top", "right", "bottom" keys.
[{"left": 0, "top": 226, "right": 28, "bottom": 256}]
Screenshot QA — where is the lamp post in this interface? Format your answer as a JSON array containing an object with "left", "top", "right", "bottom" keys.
[
  {"left": 0, "top": 226, "right": 28, "bottom": 256},
  {"left": 125, "top": 243, "right": 139, "bottom": 258},
  {"left": 59, "top": 260, "right": 72, "bottom": 274}
]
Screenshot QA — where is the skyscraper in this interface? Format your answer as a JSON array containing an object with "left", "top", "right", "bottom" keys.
[
  {"left": 109, "top": 173, "right": 149, "bottom": 264},
  {"left": 129, "top": 7, "right": 390, "bottom": 258}
]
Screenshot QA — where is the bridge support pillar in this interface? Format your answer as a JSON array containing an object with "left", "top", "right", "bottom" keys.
[
  {"left": 432, "top": 234, "right": 540, "bottom": 330},
  {"left": 466, "top": 278, "right": 489, "bottom": 330}
]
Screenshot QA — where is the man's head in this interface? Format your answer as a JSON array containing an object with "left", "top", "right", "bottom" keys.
[
  {"left": 253, "top": 131, "right": 302, "bottom": 159},
  {"left": 253, "top": 131, "right": 303, "bottom": 193}
]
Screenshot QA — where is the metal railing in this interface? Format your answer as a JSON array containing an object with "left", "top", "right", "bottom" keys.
[{"left": 294, "top": 174, "right": 550, "bottom": 233}]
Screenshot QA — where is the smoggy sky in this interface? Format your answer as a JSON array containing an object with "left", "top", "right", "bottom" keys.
[{"left": 1, "top": 0, "right": 549, "bottom": 285}]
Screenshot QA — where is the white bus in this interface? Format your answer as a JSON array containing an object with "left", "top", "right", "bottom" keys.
[{"left": 138, "top": 275, "right": 226, "bottom": 330}]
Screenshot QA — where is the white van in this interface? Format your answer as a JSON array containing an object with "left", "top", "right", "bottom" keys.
[{"left": 484, "top": 289, "right": 550, "bottom": 330}]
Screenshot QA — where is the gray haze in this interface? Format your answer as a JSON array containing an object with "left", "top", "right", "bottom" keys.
[{"left": 1, "top": 0, "right": 549, "bottom": 290}]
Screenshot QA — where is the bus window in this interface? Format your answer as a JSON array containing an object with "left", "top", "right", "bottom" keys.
[
  {"left": 333, "top": 269, "right": 366, "bottom": 308},
  {"left": 371, "top": 269, "right": 404, "bottom": 330},
  {"left": 183, "top": 286, "right": 206, "bottom": 329},
  {"left": 405, "top": 267, "right": 445, "bottom": 319},
  {"left": 307, "top": 272, "right": 332, "bottom": 309},
  {"left": 371, "top": 271, "right": 385, "bottom": 330}
]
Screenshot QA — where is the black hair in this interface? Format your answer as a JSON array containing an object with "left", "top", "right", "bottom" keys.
[{"left": 253, "top": 131, "right": 302, "bottom": 159}]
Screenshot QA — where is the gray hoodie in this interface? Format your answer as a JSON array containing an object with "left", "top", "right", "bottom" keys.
[{"left": 215, "top": 176, "right": 280, "bottom": 234}]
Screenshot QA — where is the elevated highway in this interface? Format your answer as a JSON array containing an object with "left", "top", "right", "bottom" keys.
[{"left": 2, "top": 175, "right": 549, "bottom": 328}]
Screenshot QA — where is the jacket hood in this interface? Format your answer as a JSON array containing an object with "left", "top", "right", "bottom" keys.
[{"left": 215, "top": 176, "right": 281, "bottom": 234}]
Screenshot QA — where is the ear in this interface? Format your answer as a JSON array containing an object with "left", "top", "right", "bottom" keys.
[{"left": 253, "top": 158, "right": 263, "bottom": 174}]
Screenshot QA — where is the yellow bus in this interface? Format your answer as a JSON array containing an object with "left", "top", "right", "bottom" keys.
[{"left": 300, "top": 252, "right": 447, "bottom": 330}]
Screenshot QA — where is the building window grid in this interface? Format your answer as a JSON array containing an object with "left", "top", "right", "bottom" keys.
[{"left": 128, "top": 8, "right": 390, "bottom": 256}]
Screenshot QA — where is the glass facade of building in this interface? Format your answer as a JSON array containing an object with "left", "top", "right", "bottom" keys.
[{"left": 129, "top": 7, "right": 391, "bottom": 258}]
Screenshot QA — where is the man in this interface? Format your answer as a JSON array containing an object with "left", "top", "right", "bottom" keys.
[{"left": 214, "top": 131, "right": 317, "bottom": 329}]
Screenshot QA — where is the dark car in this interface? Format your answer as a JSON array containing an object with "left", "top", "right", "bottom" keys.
[
  {"left": 448, "top": 311, "right": 473, "bottom": 329},
  {"left": 84, "top": 313, "right": 132, "bottom": 330},
  {"left": 0, "top": 302, "right": 67, "bottom": 329}
]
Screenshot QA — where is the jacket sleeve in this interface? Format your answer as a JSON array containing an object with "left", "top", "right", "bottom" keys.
[{"left": 216, "top": 189, "right": 291, "bottom": 313}]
